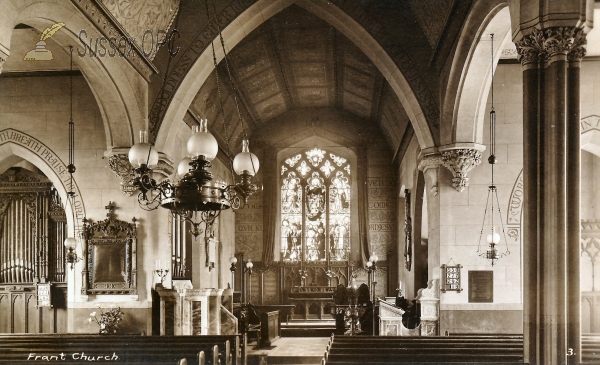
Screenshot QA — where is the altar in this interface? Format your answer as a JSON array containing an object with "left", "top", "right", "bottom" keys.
[{"left": 288, "top": 286, "right": 336, "bottom": 320}]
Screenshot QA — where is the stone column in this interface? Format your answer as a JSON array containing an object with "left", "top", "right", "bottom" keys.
[
  {"left": 567, "top": 30, "right": 586, "bottom": 364},
  {"left": 516, "top": 26, "right": 586, "bottom": 365},
  {"left": 417, "top": 153, "right": 443, "bottom": 282}
]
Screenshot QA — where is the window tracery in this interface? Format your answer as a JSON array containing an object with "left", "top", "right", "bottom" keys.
[{"left": 281, "top": 148, "right": 351, "bottom": 263}]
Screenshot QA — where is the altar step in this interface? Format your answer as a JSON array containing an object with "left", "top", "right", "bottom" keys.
[{"left": 281, "top": 320, "right": 336, "bottom": 337}]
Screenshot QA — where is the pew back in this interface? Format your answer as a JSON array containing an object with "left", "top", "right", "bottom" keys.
[{"left": 0, "top": 334, "right": 239, "bottom": 365}]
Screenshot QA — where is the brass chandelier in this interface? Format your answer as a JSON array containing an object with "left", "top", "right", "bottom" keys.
[{"left": 126, "top": 0, "right": 261, "bottom": 237}]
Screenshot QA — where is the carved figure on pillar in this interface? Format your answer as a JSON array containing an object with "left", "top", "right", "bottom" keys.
[{"left": 441, "top": 149, "right": 482, "bottom": 192}]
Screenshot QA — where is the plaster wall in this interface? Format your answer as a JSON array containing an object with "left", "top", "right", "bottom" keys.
[
  {"left": 436, "top": 63, "right": 524, "bottom": 333},
  {"left": 581, "top": 59, "right": 600, "bottom": 221}
]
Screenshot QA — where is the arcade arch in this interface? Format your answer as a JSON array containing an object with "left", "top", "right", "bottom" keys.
[{"left": 0, "top": 0, "right": 147, "bottom": 149}]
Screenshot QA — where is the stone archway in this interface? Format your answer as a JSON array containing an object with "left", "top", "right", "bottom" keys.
[
  {"left": 441, "top": 0, "right": 511, "bottom": 148},
  {"left": 0, "top": 0, "right": 148, "bottom": 149},
  {"left": 153, "top": 0, "right": 436, "bottom": 157},
  {"left": 0, "top": 129, "right": 86, "bottom": 237}
]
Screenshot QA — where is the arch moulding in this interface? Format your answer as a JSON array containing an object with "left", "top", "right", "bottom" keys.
[
  {"left": 153, "top": 0, "right": 436, "bottom": 158},
  {"left": 0, "top": 129, "right": 86, "bottom": 234}
]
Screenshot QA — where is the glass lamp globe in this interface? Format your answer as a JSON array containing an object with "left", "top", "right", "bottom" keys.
[
  {"left": 486, "top": 227, "right": 501, "bottom": 244},
  {"left": 64, "top": 237, "right": 77, "bottom": 249},
  {"left": 128, "top": 131, "right": 159, "bottom": 168},
  {"left": 233, "top": 139, "right": 260, "bottom": 175},
  {"left": 187, "top": 119, "right": 218, "bottom": 161},
  {"left": 177, "top": 157, "right": 193, "bottom": 176},
  {"left": 229, "top": 256, "right": 238, "bottom": 264},
  {"left": 246, "top": 259, "right": 253, "bottom": 269}
]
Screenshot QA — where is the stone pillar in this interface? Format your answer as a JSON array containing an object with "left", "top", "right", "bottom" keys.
[
  {"left": 516, "top": 26, "right": 586, "bottom": 365},
  {"left": 567, "top": 30, "right": 586, "bottom": 364},
  {"left": 417, "top": 153, "right": 443, "bottom": 282}
]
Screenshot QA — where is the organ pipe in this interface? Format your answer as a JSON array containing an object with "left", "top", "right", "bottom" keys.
[{"left": 0, "top": 169, "right": 68, "bottom": 284}]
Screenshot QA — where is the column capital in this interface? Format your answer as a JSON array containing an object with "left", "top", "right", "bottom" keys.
[
  {"left": 417, "top": 152, "right": 443, "bottom": 172},
  {"left": 515, "top": 27, "right": 587, "bottom": 66},
  {"left": 441, "top": 149, "right": 482, "bottom": 192},
  {"left": 417, "top": 152, "right": 443, "bottom": 197},
  {"left": 104, "top": 149, "right": 136, "bottom": 196}
]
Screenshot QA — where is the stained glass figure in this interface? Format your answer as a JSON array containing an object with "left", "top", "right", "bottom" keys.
[{"left": 281, "top": 148, "right": 351, "bottom": 263}]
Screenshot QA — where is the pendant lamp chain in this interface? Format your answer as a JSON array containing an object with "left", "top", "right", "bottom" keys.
[{"left": 476, "top": 33, "right": 510, "bottom": 266}]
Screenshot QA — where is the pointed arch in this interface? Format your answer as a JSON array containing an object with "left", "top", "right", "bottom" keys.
[
  {"left": 154, "top": 0, "right": 435, "bottom": 158},
  {"left": 1, "top": 0, "right": 147, "bottom": 149},
  {"left": 441, "top": 0, "right": 511, "bottom": 147},
  {"left": 0, "top": 129, "right": 86, "bottom": 234}
]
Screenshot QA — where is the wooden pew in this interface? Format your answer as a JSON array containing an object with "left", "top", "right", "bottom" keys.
[
  {"left": 583, "top": 333, "right": 600, "bottom": 364},
  {"left": 0, "top": 334, "right": 239, "bottom": 365},
  {"left": 324, "top": 334, "right": 524, "bottom": 364}
]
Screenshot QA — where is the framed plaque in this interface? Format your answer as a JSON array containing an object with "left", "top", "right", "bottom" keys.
[
  {"left": 441, "top": 264, "right": 462, "bottom": 292},
  {"left": 36, "top": 283, "right": 52, "bottom": 308},
  {"left": 468, "top": 271, "right": 493, "bottom": 303}
]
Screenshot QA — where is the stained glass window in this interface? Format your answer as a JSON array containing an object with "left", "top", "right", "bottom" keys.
[{"left": 281, "top": 148, "right": 350, "bottom": 263}]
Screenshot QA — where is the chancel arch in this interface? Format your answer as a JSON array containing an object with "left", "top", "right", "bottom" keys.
[{"left": 155, "top": 0, "right": 436, "bottom": 160}]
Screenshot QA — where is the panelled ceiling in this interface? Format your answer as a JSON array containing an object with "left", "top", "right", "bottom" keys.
[{"left": 188, "top": 5, "right": 408, "bottom": 155}]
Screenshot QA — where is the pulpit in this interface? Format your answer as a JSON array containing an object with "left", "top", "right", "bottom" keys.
[
  {"left": 156, "top": 280, "right": 237, "bottom": 336},
  {"left": 379, "top": 300, "right": 420, "bottom": 336}
]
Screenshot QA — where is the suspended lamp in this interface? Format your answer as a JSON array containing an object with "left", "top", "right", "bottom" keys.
[
  {"left": 476, "top": 34, "right": 510, "bottom": 266},
  {"left": 64, "top": 46, "right": 82, "bottom": 269},
  {"left": 126, "top": 0, "right": 261, "bottom": 238}
]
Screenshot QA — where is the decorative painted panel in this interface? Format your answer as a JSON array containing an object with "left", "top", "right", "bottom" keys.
[
  {"left": 367, "top": 148, "right": 397, "bottom": 258},
  {"left": 100, "top": 0, "right": 180, "bottom": 60}
]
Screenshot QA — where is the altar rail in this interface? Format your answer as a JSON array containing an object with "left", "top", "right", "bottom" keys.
[{"left": 0, "top": 334, "right": 239, "bottom": 365}]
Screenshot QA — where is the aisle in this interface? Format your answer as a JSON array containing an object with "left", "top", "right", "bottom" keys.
[{"left": 247, "top": 337, "right": 329, "bottom": 365}]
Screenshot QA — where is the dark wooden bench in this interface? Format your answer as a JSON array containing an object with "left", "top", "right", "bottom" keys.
[
  {"left": 0, "top": 334, "right": 239, "bottom": 365},
  {"left": 323, "top": 334, "right": 524, "bottom": 364},
  {"left": 583, "top": 333, "right": 600, "bottom": 363}
]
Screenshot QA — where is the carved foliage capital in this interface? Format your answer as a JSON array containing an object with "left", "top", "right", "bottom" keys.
[
  {"left": 417, "top": 153, "right": 443, "bottom": 172},
  {"left": 107, "top": 154, "right": 136, "bottom": 196},
  {"left": 441, "top": 149, "right": 482, "bottom": 192},
  {"left": 516, "top": 27, "right": 587, "bottom": 65}
]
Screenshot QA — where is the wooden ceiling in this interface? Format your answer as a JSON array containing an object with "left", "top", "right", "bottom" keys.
[{"left": 188, "top": 5, "right": 411, "bottom": 154}]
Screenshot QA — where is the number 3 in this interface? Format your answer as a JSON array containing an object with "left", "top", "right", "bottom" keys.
[{"left": 567, "top": 348, "right": 574, "bottom": 356}]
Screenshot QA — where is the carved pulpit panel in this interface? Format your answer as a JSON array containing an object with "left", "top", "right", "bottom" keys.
[{"left": 81, "top": 202, "right": 137, "bottom": 295}]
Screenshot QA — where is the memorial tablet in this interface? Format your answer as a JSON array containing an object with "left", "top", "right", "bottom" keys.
[{"left": 468, "top": 270, "right": 493, "bottom": 303}]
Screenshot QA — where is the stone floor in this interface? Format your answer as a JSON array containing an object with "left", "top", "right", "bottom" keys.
[{"left": 247, "top": 337, "right": 330, "bottom": 364}]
